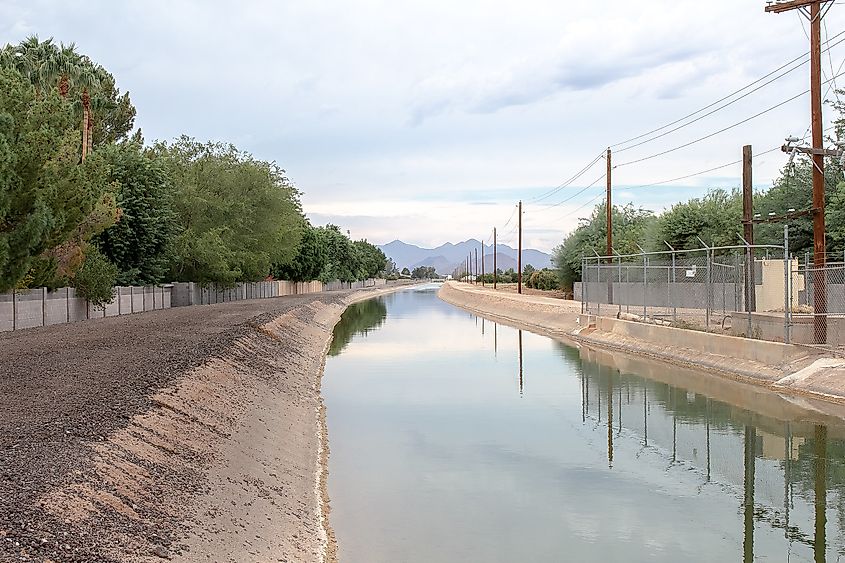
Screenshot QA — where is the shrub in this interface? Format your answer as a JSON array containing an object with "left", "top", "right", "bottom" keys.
[
  {"left": 527, "top": 269, "right": 559, "bottom": 291},
  {"left": 72, "top": 247, "right": 118, "bottom": 309}
]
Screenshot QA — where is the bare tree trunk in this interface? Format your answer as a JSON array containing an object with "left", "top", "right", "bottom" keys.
[
  {"left": 87, "top": 116, "right": 94, "bottom": 156},
  {"left": 81, "top": 108, "right": 89, "bottom": 162}
]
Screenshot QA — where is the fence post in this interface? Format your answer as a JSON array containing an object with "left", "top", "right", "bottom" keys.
[
  {"left": 11, "top": 289, "right": 16, "bottom": 331},
  {"left": 784, "top": 225, "right": 791, "bottom": 344},
  {"left": 633, "top": 244, "right": 647, "bottom": 320},
  {"left": 66, "top": 286, "right": 71, "bottom": 323},
  {"left": 643, "top": 252, "right": 647, "bottom": 319},
  {"left": 617, "top": 256, "right": 622, "bottom": 315},
  {"left": 805, "top": 251, "right": 811, "bottom": 307},
  {"left": 595, "top": 254, "right": 601, "bottom": 318},
  {"left": 581, "top": 257, "right": 586, "bottom": 314},
  {"left": 746, "top": 245, "right": 753, "bottom": 338},
  {"left": 41, "top": 287, "right": 46, "bottom": 327}
]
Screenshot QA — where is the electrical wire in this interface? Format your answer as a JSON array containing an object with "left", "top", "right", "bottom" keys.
[
  {"left": 614, "top": 35, "right": 845, "bottom": 155},
  {"left": 530, "top": 173, "right": 607, "bottom": 213},
  {"left": 614, "top": 68, "right": 845, "bottom": 170},
  {"left": 610, "top": 29, "right": 845, "bottom": 150},
  {"left": 529, "top": 151, "right": 605, "bottom": 203}
]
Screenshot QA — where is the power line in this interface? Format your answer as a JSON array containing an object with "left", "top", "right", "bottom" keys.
[
  {"left": 610, "top": 28, "right": 845, "bottom": 150},
  {"left": 530, "top": 173, "right": 607, "bottom": 213},
  {"left": 529, "top": 151, "right": 605, "bottom": 203},
  {"left": 614, "top": 35, "right": 845, "bottom": 155},
  {"left": 614, "top": 83, "right": 830, "bottom": 169}
]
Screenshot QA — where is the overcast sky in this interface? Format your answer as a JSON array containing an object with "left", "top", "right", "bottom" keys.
[{"left": 4, "top": 1, "right": 845, "bottom": 252}]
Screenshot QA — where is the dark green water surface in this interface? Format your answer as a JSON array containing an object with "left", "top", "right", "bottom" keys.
[{"left": 323, "top": 285, "right": 845, "bottom": 562}]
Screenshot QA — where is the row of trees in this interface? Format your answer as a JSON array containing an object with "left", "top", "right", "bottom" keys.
[
  {"left": 553, "top": 112, "right": 845, "bottom": 291},
  {"left": 0, "top": 36, "right": 386, "bottom": 303}
]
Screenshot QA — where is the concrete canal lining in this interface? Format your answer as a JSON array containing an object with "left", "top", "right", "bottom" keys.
[{"left": 438, "top": 281, "right": 845, "bottom": 405}]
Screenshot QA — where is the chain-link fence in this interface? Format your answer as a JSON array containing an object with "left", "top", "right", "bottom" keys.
[
  {"left": 580, "top": 244, "right": 793, "bottom": 343},
  {"left": 791, "top": 254, "right": 845, "bottom": 347}
]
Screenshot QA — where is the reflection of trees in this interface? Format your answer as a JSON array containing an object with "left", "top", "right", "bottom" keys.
[{"left": 329, "top": 298, "right": 388, "bottom": 356}]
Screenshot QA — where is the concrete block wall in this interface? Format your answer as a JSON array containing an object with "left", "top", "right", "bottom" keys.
[
  {"left": 1, "top": 278, "right": 385, "bottom": 332},
  {"left": 0, "top": 284, "right": 173, "bottom": 333}
]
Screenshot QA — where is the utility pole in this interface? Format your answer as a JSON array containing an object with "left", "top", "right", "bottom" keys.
[
  {"left": 606, "top": 148, "right": 612, "bottom": 257},
  {"left": 742, "top": 145, "right": 756, "bottom": 312},
  {"left": 481, "top": 241, "right": 485, "bottom": 287},
  {"left": 766, "top": 0, "right": 831, "bottom": 343},
  {"left": 474, "top": 248, "right": 478, "bottom": 285},
  {"left": 518, "top": 200, "right": 523, "bottom": 294},
  {"left": 494, "top": 228, "right": 498, "bottom": 289},
  {"left": 606, "top": 148, "right": 614, "bottom": 305}
]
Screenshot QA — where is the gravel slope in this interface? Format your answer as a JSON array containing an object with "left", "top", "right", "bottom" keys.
[{"left": 0, "top": 289, "right": 373, "bottom": 562}]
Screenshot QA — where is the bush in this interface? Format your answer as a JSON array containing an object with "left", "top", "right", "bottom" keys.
[
  {"left": 527, "top": 269, "right": 559, "bottom": 291},
  {"left": 72, "top": 247, "right": 118, "bottom": 308}
]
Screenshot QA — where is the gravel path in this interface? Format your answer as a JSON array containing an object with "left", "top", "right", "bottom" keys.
[{"left": 0, "top": 290, "right": 362, "bottom": 562}]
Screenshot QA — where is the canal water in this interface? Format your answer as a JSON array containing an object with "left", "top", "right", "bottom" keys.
[{"left": 323, "top": 285, "right": 845, "bottom": 562}]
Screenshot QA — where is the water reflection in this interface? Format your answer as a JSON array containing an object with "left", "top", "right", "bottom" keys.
[
  {"left": 324, "top": 288, "right": 845, "bottom": 562},
  {"left": 328, "top": 298, "right": 387, "bottom": 356},
  {"left": 576, "top": 346, "right": 844, "bottom": 562}
]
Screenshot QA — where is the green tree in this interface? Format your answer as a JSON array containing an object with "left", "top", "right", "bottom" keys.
[
  {"left": 411, "top": 266, "right": 436, "bottom": 279},
  {"left": 2, "top": 36, "right": 138, "bottom": 160},
  {"left": 353, "top": 239, "right": 387, "bottom": 279},
  {"left": 95, "top": 142, "right": 176, "bottom": 285},
  {"left": 317, "top": 225, "right": 356, "bottom": 283},
  {"left": 401, "top": 267, "right": 411, "bottom": 277},
  {"left": 0, "top": 68, "right": 114, "bottom": 291},
  {"left": 273, "top": 222, "right": 325, "bottom": 282},
  {"left": 72, "top": 246, "right": 118, "bottom": 308},
  {"left": 552, "top": 202, "right": 656, "bottom": 291},
  {"left": 656, "top": 189, "right": 741, "bottom": 250},
  {"left": 155, "top": 137, "right": 303, "bottom": 284}
]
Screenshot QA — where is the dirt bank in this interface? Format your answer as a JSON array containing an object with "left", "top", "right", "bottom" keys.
[
  {"left": 0, "top": 284, "right": 409, "bottom": 562},
  {"left": 439, "top": 281, "right": 845, "bottom": 406}
]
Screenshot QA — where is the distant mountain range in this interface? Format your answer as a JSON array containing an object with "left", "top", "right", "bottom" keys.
[{"left": 379, "top": 239, "right": 552, "bottom": 275}]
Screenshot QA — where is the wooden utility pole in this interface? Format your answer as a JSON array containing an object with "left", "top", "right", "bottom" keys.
[
  {"left": 493, "top": 228, "right": 498, "bottom": 289},
  {"left": 518, "top": 200, "right": 523, "bottom": 294},
  {"left": 606, "top": 148, "right": 612, "bottom": 257},
  {"left": 606, "top": 148, "right": 614, "bottom": 305},
  {"left": 766, "top": 0, "right": 831, "bottom": 343},
  {"left": 474, "top": 248, "right": 478, "bottom": 285},
  {"left": 742, "top": 145, "right": 756, "bottom": 312},
  {"left": 481, "top": 241, "right": 485, "bottom": 286}
]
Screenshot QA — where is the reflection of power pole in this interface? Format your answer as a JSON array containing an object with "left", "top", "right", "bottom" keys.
[
  {"left": 705, "top": 399, "right": 711, "bottom": 483},
  {"left": 607, "top": 372, "right": 613, "bottom": 469},
  {"left": 814, "top": 425, "right": 827, "bottom": 562},
  {"left": 766, "top": 0, "right": 832, "bottom": 343},
  {"left": 743, "top": 426, "right": 756, "bottom": 563},
  {"left": 518, "top": 330, "right": 524, "bottom": 395}
]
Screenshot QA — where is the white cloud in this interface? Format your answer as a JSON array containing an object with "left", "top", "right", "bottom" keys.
[{"left": 4, "top": 0, "right": 845, "bottom": 250}]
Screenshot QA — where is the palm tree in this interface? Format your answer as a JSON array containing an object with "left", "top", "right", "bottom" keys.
[{"left": 76, "top": 61, "right": 100, "bottom": 162}]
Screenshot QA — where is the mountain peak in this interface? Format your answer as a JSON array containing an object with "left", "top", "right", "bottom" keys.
[{"left": 379, "top": 239, "right": 551, "bottom": 274}]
